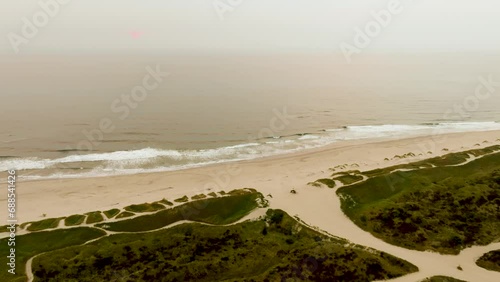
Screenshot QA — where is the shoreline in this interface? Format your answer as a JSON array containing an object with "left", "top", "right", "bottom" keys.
[
  {"left": 6, "top": 122, "right": 500, "bottom": 182},
  {"left": 4, "top": 129, "right": 499, "bottom": 224}
]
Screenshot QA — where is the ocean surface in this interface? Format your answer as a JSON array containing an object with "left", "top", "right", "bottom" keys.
[{"left": 1, "top": 53, "right": 500, "bottom": 179}]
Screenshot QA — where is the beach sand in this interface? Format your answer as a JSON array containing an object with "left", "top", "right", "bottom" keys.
[{"left": 3, "top": 130, "right": 500, "bottom": 281}]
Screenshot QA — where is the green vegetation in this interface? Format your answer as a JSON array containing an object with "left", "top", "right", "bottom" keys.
[
  {"left": 337, "top": 150, "right": 500, "bottom": 254},
  {"left": 309, "top": 171, "right": 364, "bottom": 188},
  {"left": 191, "top": 193, "right": 207, "bottom": 200},
  {"left": 116, "top": 211, "right": 135, "bottom": 219},
  {"left": 64, "top": 214, "right": 86, "bottom": 226},
  {"left": 421, "top": 276, "right": 466, "bottom": 282},
  {"left": 124, "top": 202, "right": 165, "bottom": 213},
  {"left": 334, "top": 174, "right": 364, "bottom": 185},
  {"left": 228, "top": 188, "right": 256, "bottom": 195},
  {"left": 158, "top": 198, "right": 174, "bottom": 206},
  {"left": 103, "top": 209, "right": 120, "bottom": 219},
  {"left": 208, "top": 192, "right": 217, "bottom": 197},
  {"left": 364, "top": 145, "right": 500, "bottom": 179},
  {"left": 174, "top": 195, "right": 189, "bottom": 203},
  {"left": 316, "top": 178, "right": 336, "bottom": 188},
  {"left": 96, "top": 192, "right": 263, "bottom": 232},
  {"left": 308, "top": 181, "right": 322, "bottom": 187},
  {"left": 85, "top": 212, "right": 104, "bottom": 224},
  {"left": 0, "top": 225, "right": 10, "bottom": 232},
  {"left": 0, "top": 227, "right": 106, "bottom": 282},
  {"left": 32, "top": 210, "right": 417, "bottom": 282},
  {"left": 476, "top": 250, "right": 500, "bottom": 272},
  {"left": 27, "top": 217, "right": 64, "bottom": 232}
]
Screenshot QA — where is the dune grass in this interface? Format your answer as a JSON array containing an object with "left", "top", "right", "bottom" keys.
[
  {"left": 64, "top": 214, "right": 86, "bottom": 226},
  {"left": 32, "top": 210, "right": 417, "bottom": 282},
  {"left": 174, "top": 195, "right": 189, "bottom": 203},
  {"left": 0, "top": 227, "right": 106, "bottom": 282},
  {"left": 315, "top": 178, "right": 336, "bottom": 188},
  {"left": 115, "top": 211, "right": 135, "bottom": 219},
  {"left": 476, "top": 250, "right": 500, "bottom": 272},
  {"left": 307, "top": 181, "right": 322, "bottom": 187},
  {"left": 103, "top": 209, "right": 120, "bottom": 219},
  {"left": 421, "top": 276, "right": 466, "bottom": 282},
  {"left": 364, "top": 145, "right": 500, "bottom": 179},
  {"left": 26, "top": 217, "right": 64, "bottom": 232},
  {"left": 96, "top": 191, "right": 263, "bottom": 232},
  {"left": 158, "top": 198, "right": 174, "bottom": 206},
  {"left": 191, "top": 193, "right": 207, "bottom": 200},
  {"left": 334, "top": 174, "right": 364, "bottom": 185},
  {"left": 124, "top": 202, "right": 165, "bottom": 213},
  {"left": 337, "top": 151, "right": 500, "bottom": 254},
  {"left": 85, "top": 212, "right": 104, "bottom": 224}
]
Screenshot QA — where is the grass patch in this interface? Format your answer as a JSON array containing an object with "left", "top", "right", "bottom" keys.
[
  {"left": 208, "top": 192, "right": 217, "bottom": 197},
  {"left": 85, "top": 212, "right": 104, "bottom": 224},
  {"left": 158, "top": 198, "right": 174, "bottom": 206},
  {"left": 124, "top": 202, "right": 165, "bottom": 213},
  {"left": 0, "top": 225, "right": 11, "bottom": 232},
  {"left": 476, "top": 250, "right": 500, "bottom": 272},
  {"left": 27, "top": 217, "right": 64, "bottom": 232},
  {"left": 103, "top": 209, "right": 120, "bottom": 219},
  {"left": 364, "top": 145, "right": 500, "bottom": 179},
  {"left": 174, "top": 195, "right": 189, "bottom": 203},
  {"left": 228, "top": 188, "right": 256, "bottom": 195},
  {"left": 96, "top": 191, "right": 263, "bottom": 232},
  {"left": 337, "top": 151, "right": 500, "bottom": 254},
  {"left": 191, "top": 194, "right": 207, "bottom": 200},
  {"left": 116, "top": 211, "right": 135, "bottom": 219},
  {"left": 0, "top": 227, "right": 106, "bottom": 282},
  {"left": 32, "top": 210, "right": 417, "bottom": 282},
  {"left": 64, "top": 215, "right": 86, "bottom": 226},
  {"left": 421, "top": 276, "right": 466, "bottom": 282},
  {"left": 316, "top": 178, "right": 336, "bottom": 188},
  {"left": 308, "top": 181, "right": 322, "bottom": 187},
  {"left": 334, "top": 174, "right": 364, "bottom": 185}
]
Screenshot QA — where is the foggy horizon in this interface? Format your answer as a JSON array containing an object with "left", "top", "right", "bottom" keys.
[{"left": 2, "top": 0, "right": 500, "bottom": 55}]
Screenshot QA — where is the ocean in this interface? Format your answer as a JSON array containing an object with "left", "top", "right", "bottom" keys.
[{"left": 1, "top": 53, "right": 500, "bottom": 179}]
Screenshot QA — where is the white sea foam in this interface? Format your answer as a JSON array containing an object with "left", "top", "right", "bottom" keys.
[
  {"left": 326, "top": 122, "right": 500, "bottom": 140},
  {"left": 0, "top": 158, "right": 50, "bottom": 171},
  {"left": 6, "top": 121, "right": 500, "bottom": 180},
  {"left": 298, "top": 135, "right": 320, "bottom": 140}
]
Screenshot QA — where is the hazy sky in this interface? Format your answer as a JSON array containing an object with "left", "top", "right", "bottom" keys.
[{"left": 1, "top": 0, "right": 500, "bottom": 54}]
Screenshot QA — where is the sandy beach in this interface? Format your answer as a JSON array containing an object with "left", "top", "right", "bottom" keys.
[
  {"left": 8, "top": 130, "right": 499, "bottom": 223},
  {"left": 3, "top": 130, "right": 500, "bottom": 281}
]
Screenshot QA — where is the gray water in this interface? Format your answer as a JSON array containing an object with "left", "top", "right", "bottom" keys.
[{"left": 1, "top": 53, "right": 499, "bottom": 179}]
